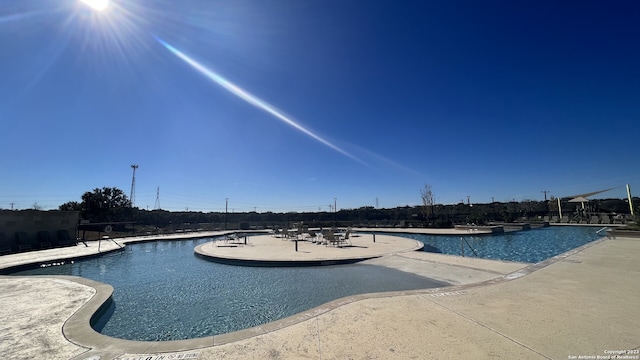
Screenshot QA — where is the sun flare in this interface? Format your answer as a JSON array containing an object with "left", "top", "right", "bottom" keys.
[{"left": 80, "top": 0, "right": 109, "bottom": 11}]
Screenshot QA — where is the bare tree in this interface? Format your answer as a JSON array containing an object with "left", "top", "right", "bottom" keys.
[{"left": 420, "top": 184, "right": 435, "bottom": 225}]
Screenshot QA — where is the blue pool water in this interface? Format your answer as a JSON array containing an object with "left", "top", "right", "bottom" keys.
[
  {"left": 397, "top": 226, "right": 603, "bottom": 263},
  {"left": 11, "top": 237, "right": 447, "bottom": 341}
]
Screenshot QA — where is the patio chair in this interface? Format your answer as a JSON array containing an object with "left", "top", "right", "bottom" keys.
[
  {"left": 340, "top": 229, "right": 352, "bottom": 246},
  {"left": 37, "top": 231, "right": 53, "bottom": 249},
  {"left": 282, "top": 228, "right": 294, "bottom": 240},
  {"left": 15, "top": 232, "right": 32, "bottom": 252},
  {"left": 0, "top": 233, "right": 12, "bottom": 255},
  {"left": 306, "top": 231, "right": 318, "bottom": 243},
  {"left": 56, "top": 230, "right": 76, "bottom": 247},
  {"left": 589, "top": 216, "right": 600, "bottom": 224},
  {"left": 316, "top": 229, "right": 328, "bottom": 245},
  {"left": 324, "top": 231, "right": 340, "bottom": 247},
  {"left": 600, "top": 215, "right": 611, "bottom": 224},
  {"left": 280, "top": 224, "right": 291, "bottom": 240},
  {"left": 224, "top": 233, "right": 236, "bottom": 244},
  {"left": 293, "top": 222, "right": 304, "bottom": 240}
]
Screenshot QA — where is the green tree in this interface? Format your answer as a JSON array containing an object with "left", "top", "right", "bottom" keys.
[
  {"left": 59, "top": 201, "right": 81, "bottom": 211},
  {"left": 80, "top": 187, "right": 132, "bottom": 222}
]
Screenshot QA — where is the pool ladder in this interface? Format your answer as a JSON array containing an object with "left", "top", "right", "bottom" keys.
[
  {"left": 460, "top": 237, "right": 479, "bottom": 257},
  {"left": 596, "top": 227, "right": 612, "bottom": 238}
]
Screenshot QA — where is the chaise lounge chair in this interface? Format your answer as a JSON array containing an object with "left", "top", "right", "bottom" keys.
[
  {"left": 0, "top": 233, "right": 12, "bottom": 255},
  {"left": 38, "top": 231, "right": 53, "bottom": 249},
  {"left": 56, "top": 230, "right": 76, "bottom": 248},
  {"left": 15, "top": 232, "right": 32, "bottom": 252}
]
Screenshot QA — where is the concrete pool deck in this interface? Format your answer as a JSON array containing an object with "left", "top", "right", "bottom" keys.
[
  {"left": 0, "top": 229, "right": 638, "bottom": 359},
  {"left": 194, "top": 232, "right": 427, "bottom": 266}
]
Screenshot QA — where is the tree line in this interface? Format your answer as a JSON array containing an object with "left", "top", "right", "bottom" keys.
[{"left": 58, "top": 187, "right": 639, "bottom": 231}]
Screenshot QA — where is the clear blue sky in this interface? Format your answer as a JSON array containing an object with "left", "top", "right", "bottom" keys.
[{"left": 1, "top": 0, "right": 639, "bottom": 212}]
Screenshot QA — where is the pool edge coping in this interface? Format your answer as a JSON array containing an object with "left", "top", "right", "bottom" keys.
[{"left": 7, "top": 233, "right": 614, "bottom": 355}]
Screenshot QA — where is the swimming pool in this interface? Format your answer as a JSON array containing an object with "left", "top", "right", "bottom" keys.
[
  {"left": 398, "top": 226, "right": 603, "bottom": 263},
  {"left": 11, "top": 237, "right": 447, "bottom": 341},
  {"left": 10, "top": 226, "right": 603, "bottom": 341}
]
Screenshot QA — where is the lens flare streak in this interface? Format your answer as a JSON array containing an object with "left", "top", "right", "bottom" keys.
[{"left": 154, "top": 37, "right": 365, "bottom": 165}]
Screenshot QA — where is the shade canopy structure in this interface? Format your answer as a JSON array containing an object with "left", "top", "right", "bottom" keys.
[
  {"left": 563, "top": 188, "right": 617, "bottom": 200},
  {"left": 568, "top": 196, "right": 590, "bottom": 203},
  {"left": 568, "top": 196, "right": 590, "bottom": 210},
  {"left": 562, "top": 187, "right": 618, "bottom": 211}
]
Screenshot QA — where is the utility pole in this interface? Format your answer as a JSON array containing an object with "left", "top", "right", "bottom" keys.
[
  {"left": 375, "top": 197, "right": 379, "bottom": 209},
  {"left": 334, "top": 198, "right": 337, "bottom": 226},
  {"left": 130, "top": 164, "right": 139, "bottom": 207},
  {"left": 467, "top": 196, "right": 471, "bottom": 205},
  {"left": 225, "top": 198, "right": 229, "bottom": 230},
  {"left": 10, "top": 202, "right": 15, "bottom": 210},
  {"left": 541, "top": 190, "right": 550, "bottom": 201}
]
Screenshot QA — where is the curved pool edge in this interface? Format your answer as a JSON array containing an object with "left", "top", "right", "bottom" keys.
[
  {"left": 194, "top": 250, "right": 378, "bottom": 266},
  {"left": 0, "top": 231, "right": 606, "bottom": 358},
  {"left": 59, "top": 236, "right": 611, "bottom": 356},
  {"left": 59, "top": 259, "right": 552, "bottom": 356},
  {"left": 61, "top": 274, "right": 462, "bottom": 355},
  {"left": 192, "top": 234, "right": 425, "bottom": 267},
  {"left": 0, "top": 246, "right": 126, "bottom": 275}
]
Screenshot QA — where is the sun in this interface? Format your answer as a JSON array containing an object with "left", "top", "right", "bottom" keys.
[{"left": 80, "top": 0, "right": 109, "bottom": 11}]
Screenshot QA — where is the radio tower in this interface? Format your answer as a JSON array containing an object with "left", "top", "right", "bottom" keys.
[
  {"left": 130, "top": 164, "right": 139, "bottom": 207},
  {"left": 154, "top": 186, "right": 161, "bottom": 210}
]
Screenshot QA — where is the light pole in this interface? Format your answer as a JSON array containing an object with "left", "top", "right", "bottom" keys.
[
  {"left": 225, "top": 198, "right": 228, "bottom": 230},
  {"left": 130, "top": 164, "right": 138, "bottom": 207}
]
